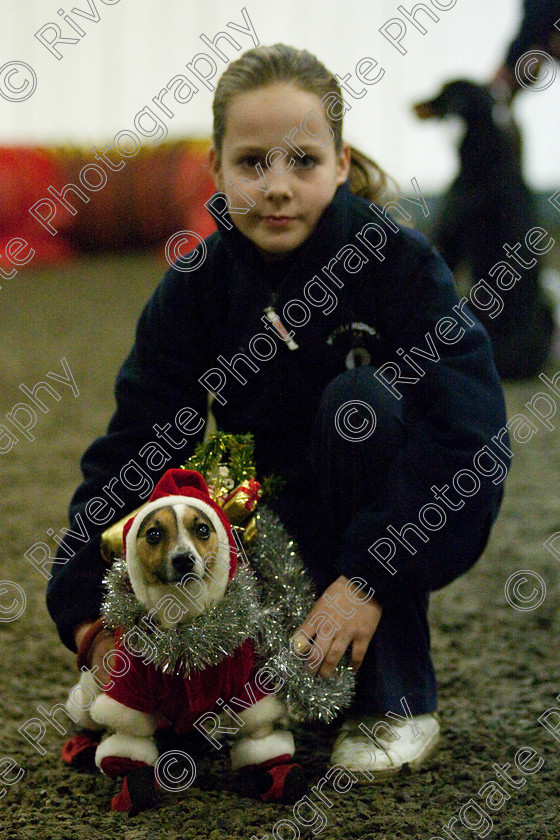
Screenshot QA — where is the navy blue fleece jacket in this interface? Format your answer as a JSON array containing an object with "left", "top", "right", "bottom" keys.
[{"left": 47, "top": 182, "right": 508, "bottom": 650}]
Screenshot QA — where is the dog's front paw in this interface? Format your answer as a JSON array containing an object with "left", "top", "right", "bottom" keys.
[
  {"left": 242, "top": 755, "right": 308, "bottom": 804},
  {"left": 261, "top": 761, "right": 307, "bottom": 804},
  {"left": 111, "top": 766, "right": 158, "bottom": 815},
  {"left": 61, "top": 729, "right": 102, "bottom": 770}
]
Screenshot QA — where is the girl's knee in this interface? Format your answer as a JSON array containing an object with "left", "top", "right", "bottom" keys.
[{"left": 319, "top": 367, "right": 403, "bottom": 419}]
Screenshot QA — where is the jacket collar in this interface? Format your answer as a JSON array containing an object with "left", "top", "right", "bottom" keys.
[{"left": 215, "top": 181, "right": 354, "bottom": 289}]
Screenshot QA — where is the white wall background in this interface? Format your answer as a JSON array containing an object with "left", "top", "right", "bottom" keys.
[{"left": 0, "top": 0, "right": 558, "bottom": 191}]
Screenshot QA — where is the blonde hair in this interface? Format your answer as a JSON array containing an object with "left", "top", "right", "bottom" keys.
[{"left": 212, "top": 43, "right": 391, "bottom": 203}]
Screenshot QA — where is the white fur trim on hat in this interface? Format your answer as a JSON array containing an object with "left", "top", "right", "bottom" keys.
[{"left": 125, "top": 494, "right": 232, "bottom": 607}]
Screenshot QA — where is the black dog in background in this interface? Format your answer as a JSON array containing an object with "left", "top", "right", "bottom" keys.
[{"left": 413, "top": 79, "right": 554, "bottom": 379}]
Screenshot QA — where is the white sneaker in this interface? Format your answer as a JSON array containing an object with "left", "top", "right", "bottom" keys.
[{"left": 329, "top": 712, "right": 440, "bottom": 780}]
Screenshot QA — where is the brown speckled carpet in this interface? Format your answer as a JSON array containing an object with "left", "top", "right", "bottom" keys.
[{"left": 2, "top": 247, "right": 560, "bottom": 839}]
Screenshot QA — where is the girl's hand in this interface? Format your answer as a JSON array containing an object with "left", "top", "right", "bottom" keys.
[
  {"left": 89, "top": 631, "right": 116, "bottom": 688},
  {"left": 293, "top": 575, "right": 382, "bottom": 680},
  {"left": 75, "top": 621, "right": 116, "bottom": 688}
]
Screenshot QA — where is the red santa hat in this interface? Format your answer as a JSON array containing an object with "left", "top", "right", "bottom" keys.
[{"left": 122, "top": 469, "right": 237, "bottom": 605}]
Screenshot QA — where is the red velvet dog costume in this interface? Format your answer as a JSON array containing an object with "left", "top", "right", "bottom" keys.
[{"left": 82, "top": 469, "right": 304, "bottom": 812}]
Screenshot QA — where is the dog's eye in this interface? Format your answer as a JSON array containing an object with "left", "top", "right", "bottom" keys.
[
  {"left": 145, "top": 527, "right": 162, "bottom": 545},
  {"left": 195, "top": 523, "right": 210, "bottom": 540}
]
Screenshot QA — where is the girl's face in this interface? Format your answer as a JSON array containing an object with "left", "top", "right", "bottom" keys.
[{"left": 209, "top": 82, "right": 351, "bottom": 259}]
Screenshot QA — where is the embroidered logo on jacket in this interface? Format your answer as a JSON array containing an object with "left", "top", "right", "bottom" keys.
[{"left": 326, "top": 322, "right": 379, "bottom": 369}]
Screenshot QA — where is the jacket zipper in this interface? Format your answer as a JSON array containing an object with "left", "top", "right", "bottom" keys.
[{"left": 264, "top": 292, "right": 299, "bottom": 350}]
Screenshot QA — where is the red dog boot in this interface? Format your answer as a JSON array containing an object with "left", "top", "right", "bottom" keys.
[
  {"left": 108, "top": 765, "right": 158, "bottom": 816},
  {"left": 98, "top": 756, "right": 158, "bottom": 815},
  {"left": 242, "top": 754, "right": 307, "bottom": 804},
  {"left": 61, "top": 730, "right": 102, "bottom": 770}
]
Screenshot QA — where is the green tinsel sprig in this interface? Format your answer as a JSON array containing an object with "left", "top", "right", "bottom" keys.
[{"left": 183, "top": 432, "right": 256, "bottom": 496}]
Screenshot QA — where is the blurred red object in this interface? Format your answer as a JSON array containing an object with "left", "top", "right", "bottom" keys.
[
  {"left": 0, "top": 141, "right": 217, "bottom": 268},
  {"left": 173, "top": 146, "right": 217, "bottom": 241},
  {"left": 0, "top": 147, "right": 74, "bottom": 267}
]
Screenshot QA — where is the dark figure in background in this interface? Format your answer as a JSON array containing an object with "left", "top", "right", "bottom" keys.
[
  {"left": 492, "top": 0, "right": 560, "bottom": 99},
  {"left": 413, "top": 79, "right": 554, "bottom": 379}
]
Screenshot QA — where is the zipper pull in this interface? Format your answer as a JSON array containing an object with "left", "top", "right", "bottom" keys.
[{"left": 264, "top": 305, "right": 299, "bottom": 350}]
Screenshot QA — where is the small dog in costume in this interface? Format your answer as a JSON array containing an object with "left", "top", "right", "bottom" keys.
[{"left": 68, "top": 468, "right": 354, "bottom": 814}]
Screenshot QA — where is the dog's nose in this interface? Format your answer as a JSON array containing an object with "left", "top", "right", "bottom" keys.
[{"left": 172, "top": 552, "right": 196, "bottom": 575}]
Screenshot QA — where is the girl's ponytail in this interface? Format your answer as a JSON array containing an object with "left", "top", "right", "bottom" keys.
[{"left": 348, "top": 146, "right": 391, "bottom": 203}]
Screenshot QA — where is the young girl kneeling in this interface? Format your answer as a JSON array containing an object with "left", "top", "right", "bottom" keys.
[{"left": 48, "top": 43, "right": 509, "bottom": 779}]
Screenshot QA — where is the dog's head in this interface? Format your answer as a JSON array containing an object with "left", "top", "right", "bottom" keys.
[
  {"left": 413, "top": 79, "right": 495, "bottom": 123},
  {"left": 123, "top": 469, "right": 236, "bottom": 628}
]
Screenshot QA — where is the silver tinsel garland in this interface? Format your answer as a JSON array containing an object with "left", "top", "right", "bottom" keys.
[
  {"left": 102, "top": 561, "right": 262, "bottom": 678},
  {"left": 101, "top": 506, "right": 355, "bottom": 723},
  {"left": 247, "top": 507, "right": 355, "bottom": 722}
]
